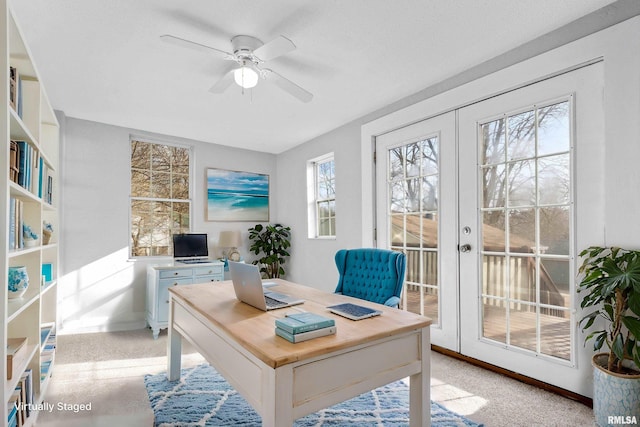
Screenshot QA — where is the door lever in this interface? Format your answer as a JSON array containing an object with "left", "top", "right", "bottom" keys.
[{"left": 459, "top": 244, "right": 471, "bottom": 253}]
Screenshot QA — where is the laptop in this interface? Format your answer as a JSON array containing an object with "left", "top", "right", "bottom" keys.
[
  {"left": 173, "top": 233, "right": 211, "bottom": 264},
  {"left": 228, "top": 261, "right": 304, "bottom": 311}
]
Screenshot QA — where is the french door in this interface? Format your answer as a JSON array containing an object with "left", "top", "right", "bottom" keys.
[
  {"left": 376, "top": 63, "right": 603, "bottom": 395},
  {"left": 375, "top": 111, "right": 458, "bottom": 350}
]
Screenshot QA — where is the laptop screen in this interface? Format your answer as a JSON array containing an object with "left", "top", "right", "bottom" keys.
[{"left": 172, "top": 233, "right": 208, "bottom": 258}]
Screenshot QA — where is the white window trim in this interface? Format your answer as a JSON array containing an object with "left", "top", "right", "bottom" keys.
[{"left": 307, "top": 153, "right": 336, "bottom": 239}]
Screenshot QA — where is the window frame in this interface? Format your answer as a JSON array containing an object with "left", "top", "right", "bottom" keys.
[
  {"left": 307, "top": 153, "right": 336, "bottom": 239},
  {"left": 129, "top": 137, "right": 194, "bottom": 258}
]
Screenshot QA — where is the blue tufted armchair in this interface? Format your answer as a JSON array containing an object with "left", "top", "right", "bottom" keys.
[{"left": 334, "top": 248, "right": 406, "bottom": 308}]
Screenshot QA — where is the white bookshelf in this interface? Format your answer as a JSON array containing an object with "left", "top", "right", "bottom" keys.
[{"left": 1, "top": 2, "right": 59, "bottom": 426}]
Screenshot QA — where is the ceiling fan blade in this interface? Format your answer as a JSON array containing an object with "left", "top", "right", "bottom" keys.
[
  {"left": 254, "top": 35, "right": 296, "bottom": 61},
  {"left": 161, "top": 34, "right": 234, "bottom": 60},
  {"left": 264, "top": 69, "right": 313, "bottom": 103},
  {"left": 209, "top": 68, "right": 236, "bottom": 93}
]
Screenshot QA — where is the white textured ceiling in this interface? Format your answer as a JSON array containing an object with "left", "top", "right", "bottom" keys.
[{"left": 10, "top": 0, "right": 617, "bottom": 153}]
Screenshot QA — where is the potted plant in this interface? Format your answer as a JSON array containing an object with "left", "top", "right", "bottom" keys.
[
  {"left": 247, "top": 224, "right": 291, "bottom": 278},
  {"left": 578, "top": 246, "right": 640, "bottom": 426}
]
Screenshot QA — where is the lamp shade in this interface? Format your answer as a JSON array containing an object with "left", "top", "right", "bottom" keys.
[{"left": 219, "top": 231, "right": 241, "bottom": 248}]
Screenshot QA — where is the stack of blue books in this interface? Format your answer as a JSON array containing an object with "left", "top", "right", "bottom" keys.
[{"left": 275, "top": 312, "right": 336, "bottom": 343}]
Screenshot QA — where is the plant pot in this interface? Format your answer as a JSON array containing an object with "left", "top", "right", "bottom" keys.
[
  {"left": 592, "top": 353, "right": 640, "bottom": 426},
  {"left": 8, "top": 266, "right": 29, "bottom": 299}
]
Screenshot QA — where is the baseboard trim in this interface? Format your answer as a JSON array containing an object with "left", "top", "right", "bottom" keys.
[
  {"left": 58, "top": 319, "right": 147, "bottom": 335},
  {"left": 431, "top": 345, "right": 593, "bottom": 408}
]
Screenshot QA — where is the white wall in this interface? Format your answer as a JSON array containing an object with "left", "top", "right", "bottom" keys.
[
  {"left": 275, "top": 122, "right": 362, "bottom": 292},
  {"left": 58, "top": 117, "right": 276, "bottom": 333}
]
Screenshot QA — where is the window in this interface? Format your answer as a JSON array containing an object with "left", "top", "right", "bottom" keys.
[
  {"left": 130, "top": 139, "right": 191, "bottom": 257},
  {"left": 307, "top": 154, "right": 335, "bottom": 238}
]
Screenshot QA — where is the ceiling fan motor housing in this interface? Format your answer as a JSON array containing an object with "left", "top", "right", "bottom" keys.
[{"left": 231, "top": 35, "right": 264, "bottom": 62}]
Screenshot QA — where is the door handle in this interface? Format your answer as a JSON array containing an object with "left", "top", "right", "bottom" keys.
[{"left": 459, "top": 244, "right": 471, "bottom": 253}]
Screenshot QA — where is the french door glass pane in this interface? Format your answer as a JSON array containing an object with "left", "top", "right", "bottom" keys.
[
  {"left": 539, "top": 207, "right": 570, "bottom": 255},
  {"left": 483, "top": 300, "right": 507, "bottom": 344},
  {"left": 540, "top": 310, "right": 571, "bottom": 359},
  {"left": 509, "top": 255, "right": 536, "bottom": 303},
  {"left": 482, "top": 165, "right": 506, "bottom": 208},
  {"left": 508, "top": 208, "right": 535, "bottom": 253},
  {"left": 479, "top": 100, "right": 572, "bottom": 361},
  {"left": 421, "top": 138, "right": 439, "bottom": 175},
  {"left": 507, "top": 110, "right": 536, "bottom": 161},
  {"left": 508, "top": 160, "right": 535, "bottom": 207},
  {"left": 483, "top": 211, "right": 505, "bottom": 252},
  {"left": 537, "top": 102, "right": 570, "bottom": 156},
  {"left": 538, "top": 154, "right": 570, "bottom": 205},
  {"left": 481, "top": 118, "right": 505, "bottom": 165}
]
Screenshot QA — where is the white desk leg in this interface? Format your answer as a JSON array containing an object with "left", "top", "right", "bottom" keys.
[
  {"left": 167, "top": 297, "right": 182, "bottom": 381},
  {"left": 263, "top": 366, "right": 294, "bottom": 427},
  {"left": 410, "top": 327, "right": 431, "bottom": 427}
]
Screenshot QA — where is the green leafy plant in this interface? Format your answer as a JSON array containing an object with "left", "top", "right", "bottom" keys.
[
  {"left": 578, "top": 246, "right": 640, "bottom": 374},
  {"left": 247, "top": 224, "right": 291, "bottom": 278}
]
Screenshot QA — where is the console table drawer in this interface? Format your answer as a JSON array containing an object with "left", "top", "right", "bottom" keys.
[
  {"left": 196, "top": 275, "right": 223, "bottom": 283},
  {"left": 159, "top": 269, "right": 193, "bottom": 279},
  {"left": 159, "top": 277, "right": 194, "bottom": 287},
  {"left": 195, "top": 265, "right": 223, "bottom": 276}
]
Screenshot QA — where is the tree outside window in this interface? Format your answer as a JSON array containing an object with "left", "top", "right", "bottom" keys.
[{"left": 130, "top": 140, "right": 191, "bottom": 257}]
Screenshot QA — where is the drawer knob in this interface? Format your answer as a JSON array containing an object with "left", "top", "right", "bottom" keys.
[
  {"left": 166, "top": 300, "right": 170, "bottom": 303},
  {"left": 174, "top": 272, "right": 179, "bottom": 276},
  {"left": 173, "top": 283, "right": 178, "bottom": 286}
]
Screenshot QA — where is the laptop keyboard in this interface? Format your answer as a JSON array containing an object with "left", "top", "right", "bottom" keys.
[{"left": 265, "top": 295, "right": 288, "bottom": 309}]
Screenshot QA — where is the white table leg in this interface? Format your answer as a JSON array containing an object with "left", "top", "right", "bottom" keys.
[
  {"left": 410, "top": 327, "right": 431, "bottom": 427},
  {"left": 167, "top": 297, "right": 182, "bottom": 381},
  {"left": 262, "top": 366, "right": 294, "bottom": 427}
]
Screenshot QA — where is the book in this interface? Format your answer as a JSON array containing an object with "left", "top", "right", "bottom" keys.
[
  {"left": 42, "top": 263, "right": 53, "bottom": 283},
  {"left": 6, "top": 338, "right": 27, "bottom": 380},
  {"left": 275, "top": 325, "right": 336, "bottom": 343},
  {"left": 9, "top": 140, "right": 19, "bottom": 183},
  {"left": 9, "top": 198, "right": 15, "bottom": 250},
  {"left": 12, "top": 387, "right": 23, "bottom": 427},
  {"left": 9, "top": 66, "right": 17, "bottom": 111},
  {"left": 20, "top": 370, "right": 32, "bottom": 418},
  {"left": 7, "top": 396, "right": 17, "bottom": 427},
  {"left": 275, "top": 312, "right": 335, "bottom": 334}
]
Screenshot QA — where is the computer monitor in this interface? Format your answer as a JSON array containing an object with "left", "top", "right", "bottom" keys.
[{"left": 172, "top": 233, "right": 208, "bottom": 259}]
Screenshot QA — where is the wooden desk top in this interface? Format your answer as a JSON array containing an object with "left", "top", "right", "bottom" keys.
[{"left": 170, "top": 279, "right": 432, "bottom": 368}]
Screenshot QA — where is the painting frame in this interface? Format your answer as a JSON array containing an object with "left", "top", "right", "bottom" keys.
[{"left": 206, "top": 168, "right": 270, "bottom": 222}]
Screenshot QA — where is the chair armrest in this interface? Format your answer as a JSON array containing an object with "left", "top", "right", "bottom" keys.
[{"left": 384, "top": 296, "right": 400, "bottom": 308}]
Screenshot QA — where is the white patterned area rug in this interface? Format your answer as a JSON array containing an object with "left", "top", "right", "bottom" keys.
[{"left": 144, "top": 364, "right": 483, "bottom": 427}]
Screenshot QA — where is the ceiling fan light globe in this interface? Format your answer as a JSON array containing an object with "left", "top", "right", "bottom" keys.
[{"left": 234, "top": 66, "right": 259, "bottom": 89}]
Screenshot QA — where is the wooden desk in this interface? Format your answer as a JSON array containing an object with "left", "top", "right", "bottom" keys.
[{"left": 168, "top": 279, "right": 432, "bottom": 426}]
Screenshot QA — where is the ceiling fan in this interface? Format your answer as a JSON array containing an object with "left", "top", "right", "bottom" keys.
[{"left": 161, "top": 33, "right": 313, "bottom": 103}]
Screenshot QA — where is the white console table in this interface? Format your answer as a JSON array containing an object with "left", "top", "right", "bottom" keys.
[{"left": 146, "top": 261, "right": 224, "bottom": 339}]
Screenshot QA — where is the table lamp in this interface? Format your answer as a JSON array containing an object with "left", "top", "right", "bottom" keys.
[{"left": 219, "top": 231, "right": 242, "bottom": 262}]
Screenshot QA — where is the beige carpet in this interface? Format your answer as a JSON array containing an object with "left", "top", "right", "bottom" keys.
[{"left": 36, "top": 329, "right": 595, "bottom": 426}]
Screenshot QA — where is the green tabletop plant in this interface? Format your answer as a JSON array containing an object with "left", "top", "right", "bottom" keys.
[{"left": 247, "top": 223, "right": 291, "bottom": 279}]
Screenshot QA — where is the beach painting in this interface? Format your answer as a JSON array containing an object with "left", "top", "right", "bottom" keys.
[{"left": 206, "top": 168, "right": 269, "bottom": 221}]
